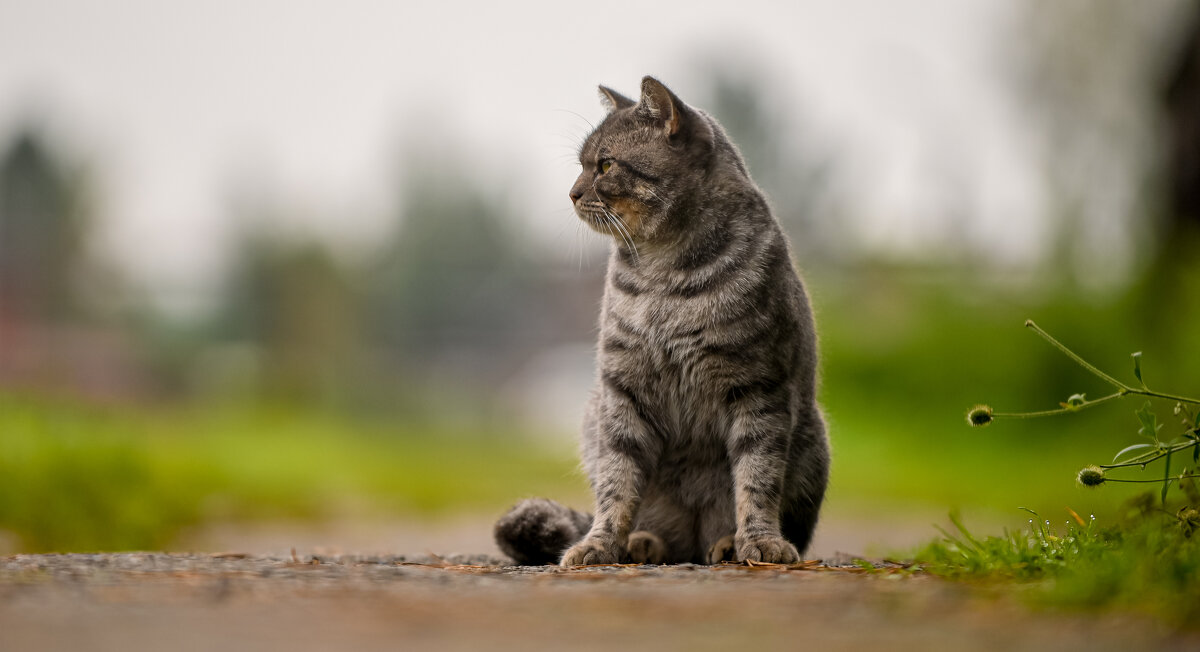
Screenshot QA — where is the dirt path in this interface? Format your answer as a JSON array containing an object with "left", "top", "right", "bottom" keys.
[{"left": 1, "top": 553, "right": 1195, "bottom": 652}]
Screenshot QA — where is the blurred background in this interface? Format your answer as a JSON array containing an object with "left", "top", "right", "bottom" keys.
[{"left": 2, "top": 0, "right": 1200, "bottom": 556}]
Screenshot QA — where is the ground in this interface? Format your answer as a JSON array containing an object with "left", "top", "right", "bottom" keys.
[{"left": 2, "top": 552, "right": 1196, "bottom": 652}]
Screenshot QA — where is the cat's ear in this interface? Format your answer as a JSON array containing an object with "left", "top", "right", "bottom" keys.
[
  {"left": 637, "top": 77, "right": 713, "bottom": 148},
  {"left": 638, "top": 76, "right": 684, "bottom": 137},
  {"left": 598, "top": 85, "right": 636, "bottom": 112}
]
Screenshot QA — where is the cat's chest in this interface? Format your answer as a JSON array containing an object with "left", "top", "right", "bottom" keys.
[
  {"left": 603, "top": 296, "right": 722, "bottom": 392},
  {"left": 607, "top": 293, "right": 706, "bottom": 360},
  {"left": 606, "top": 277, "right": 723, "bottom": 340}
]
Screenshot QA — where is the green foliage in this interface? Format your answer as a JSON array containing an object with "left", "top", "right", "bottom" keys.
[
  {"left": 0, "top": 402, "right": 204, "bottom": 551},
  {"left": 918, "top": 510, "right": 1099, "bottom": 580},
  {"left": 931, "top": 322, "right": 1200, "bottom": 626},
  {"left": 916, "top": 509, "right": 1200, "bottom": 626},
  {"left": 967, "top": 322, "right": 1200, "bottom": 509},
  {"left": 0, "top": 394, "right": 585, "bottom": 552},
  {"left": 813, "top": 277, "right": 1163, "bottom": 520}
]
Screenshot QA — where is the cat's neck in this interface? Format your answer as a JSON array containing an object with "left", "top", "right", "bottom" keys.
[{"left": 611, "top": 187, "right": 762, "bottom": 274}]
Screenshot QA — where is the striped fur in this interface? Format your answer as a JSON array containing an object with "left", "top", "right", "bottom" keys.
[{"left": 495, "top": 77, "right": 829, "bottom": 565}]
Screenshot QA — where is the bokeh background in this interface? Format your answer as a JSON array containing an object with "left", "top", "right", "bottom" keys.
[{"left": 2, "top": 0, "right": 1200, "bottom": 556}]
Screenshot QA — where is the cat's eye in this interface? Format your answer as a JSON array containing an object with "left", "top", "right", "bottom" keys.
[{"left": 600, "top": 160, "right": 613, "bottom": 174}]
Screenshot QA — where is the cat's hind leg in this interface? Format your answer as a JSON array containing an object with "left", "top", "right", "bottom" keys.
[
  {"left": 493, "top": 498, "right": 592, "bottom": 565},
  {"left": 626, "top": 530, "right": 667, "bottom": 564},
  {"left": 705, "top": 534, "right": 737, "bottom": 564},
  {"left": 780, "top": 405, "right": 830, "bottom": 557}
]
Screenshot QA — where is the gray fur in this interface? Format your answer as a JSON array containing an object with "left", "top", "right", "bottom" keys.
[
  {"left": 494, "top": 76, "right": 830, "bottom": 565},
  {"left": 494, "top": 498, "right": 592, "bottom": 565}
]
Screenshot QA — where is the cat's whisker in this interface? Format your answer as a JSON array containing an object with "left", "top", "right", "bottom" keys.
[
  {"left": 558, "top": 215, "right": 578, "bottom": 269},
  {"left": 613, "top": 220, "right": 639, "bottom": 263},
  {"left": 601, "top": 206, "right": 639, "bottom": 263},
  {"left": 645, "top": 188, "right": 669, "bottom": 206},
  {"left": 619, "top": 221, "right": 640, "bottom": 261},
  {"left": 550, "top": 107, "right": 596, "bottom": 133},
  {"left": 577, "top": 220, "right": 588, "bottom": 271}
]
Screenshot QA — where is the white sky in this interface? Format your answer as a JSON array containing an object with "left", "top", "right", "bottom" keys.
[{"left": 0, "top": 0, "right": 1044, "bottom": 304}]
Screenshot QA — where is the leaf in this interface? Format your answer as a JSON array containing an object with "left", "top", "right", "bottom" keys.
[
  {"left": 1135, "top": 402, "right": 1161, "bottom": 442},
  {"left": 1113, "top": 443, "right": 1156, "bottom": 463},
  {"left": 1131, "top": 351, "right": 1144, "bottom": 387},
  {"left": 948, "top": 511, "right": 983, "bottom": 550},
  {"left": 1062, "top": 393, "right": 1086, "bottom": 410}
]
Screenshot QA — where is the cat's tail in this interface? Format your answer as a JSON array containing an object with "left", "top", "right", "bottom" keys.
[{"left": 493, "top": 498, "right": 592, "bottom": 565}]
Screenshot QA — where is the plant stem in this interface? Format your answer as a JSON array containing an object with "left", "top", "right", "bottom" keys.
[
  {"left": 1025, "top": 320, "right": 1126, "bottom": 389},
  {"left": 994, "top": 392, "right": 1124, "bottom": 419},
  {"left": 1025, "top": 320, "right": 1200, "bottom": 405},
  {"left": 1102, "top": 475, "right": 1196, "bottom": 484},
  {"left": 1123, "top": 387, "right": 1200, "bottom": 406}
]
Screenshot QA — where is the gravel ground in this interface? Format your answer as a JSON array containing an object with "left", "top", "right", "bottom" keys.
[{"left": 1, "top": 552, "right": 1196, "bottom": 652}]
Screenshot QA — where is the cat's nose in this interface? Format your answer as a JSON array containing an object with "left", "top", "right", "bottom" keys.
[{"left": 569, "top": 188, "right": 584, "bottom": 203}]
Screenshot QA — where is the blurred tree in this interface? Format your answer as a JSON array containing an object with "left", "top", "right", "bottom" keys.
[
  {"left": 0, "top": 126, "right": 89, "bottom": 324},
  {"left": 1163, "top": 4, "right": 1200, "bottom": 243},
  {"left": 215, "top": 233, "right": 362, "bottom": 405},
  {"left": 367, "top": 155, "right": 541, "bottom": 384},
  {"left": 0, "top": 125, "right": 143, "bottom": 397},
  {"left": 1143, "top": 2, "right": 1200, "bottom": 387}
]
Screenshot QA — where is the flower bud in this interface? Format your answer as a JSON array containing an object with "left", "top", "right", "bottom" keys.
[
  {"left": 1076, "top": 465, "right": 1105, "bottom": 487},
  {"left": 966, "top": 405, "right": 993, "bottom": 427}
]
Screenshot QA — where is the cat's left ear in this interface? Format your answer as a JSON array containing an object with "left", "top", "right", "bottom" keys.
[
  {"left": 637, "top": 77, "right": 683, "bottom": 136},
  {"left": 637, "top": 77, "right": 712, "bottom": 148}
]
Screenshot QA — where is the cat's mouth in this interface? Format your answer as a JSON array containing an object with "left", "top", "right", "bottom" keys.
[
  {"left": 575, "top": 200, "right": 640, "bottom": 239},
  {"left": 575, "top": 200, "right": 618, "bottom": 230}
]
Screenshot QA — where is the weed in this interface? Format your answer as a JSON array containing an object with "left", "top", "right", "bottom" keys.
[
  {"left": 916, "top": 509, "right": 1200, "bottom": 626},
  {"left": 939, "top": 321, "right": 1200, "bottom": 626},
  {"left": 968, "top": 321, "right": 1199, "bottom": 515}
]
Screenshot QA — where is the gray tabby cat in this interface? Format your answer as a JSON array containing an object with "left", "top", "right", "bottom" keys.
[{"left": 494, "top": 77, "right": 829, "bottom": 565}]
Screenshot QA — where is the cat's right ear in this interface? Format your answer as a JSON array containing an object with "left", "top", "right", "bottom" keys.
[{"left": 598, "top": 85, "right": 636, "bottom": 112}]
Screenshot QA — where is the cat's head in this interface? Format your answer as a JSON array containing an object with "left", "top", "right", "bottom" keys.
[{"left": 570, "top": 77, "right": 725, "bottom": 246}]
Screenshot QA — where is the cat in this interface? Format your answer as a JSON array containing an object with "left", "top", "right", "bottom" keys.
[{"left": 494, "top": 76, "right": 830, "bottom": 565}]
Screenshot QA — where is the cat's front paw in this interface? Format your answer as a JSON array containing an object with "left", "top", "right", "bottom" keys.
[
  {"left": 560, "top": 536, "right": 625, "bottom": 566},
  {"left": 735, "top": 534, "right": 800, "bottom": 564}
]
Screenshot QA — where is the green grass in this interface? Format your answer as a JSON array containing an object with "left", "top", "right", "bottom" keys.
[
  {"left": 0, "top": 386, "right": 1152, "bottom": 554},
  {"left": 0, "top": 394, "right": 587, "bottom": 552},
  {"left": 913, "top": 509, "right": 1200, "bottom": 627},
  {"left": 3, "top": 268, "right": 1197, "bottom": 558}
]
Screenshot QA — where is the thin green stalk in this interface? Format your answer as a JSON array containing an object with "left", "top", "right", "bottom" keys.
[
  {"left": 1025, "top": 320, "right": 1126, "bottom": 389},
  {"left": 1123, "top": 387, "right": 1200, "bottom": 406},
  {"left": 1025, "top": 320, "right": 1200, "bottom": 405},
  {"left": 993, "top": 392, "right": 1124, "bottom": 419},
  {"left": 1102, "top": 476, "right": 1195, "bottom": 484}
]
